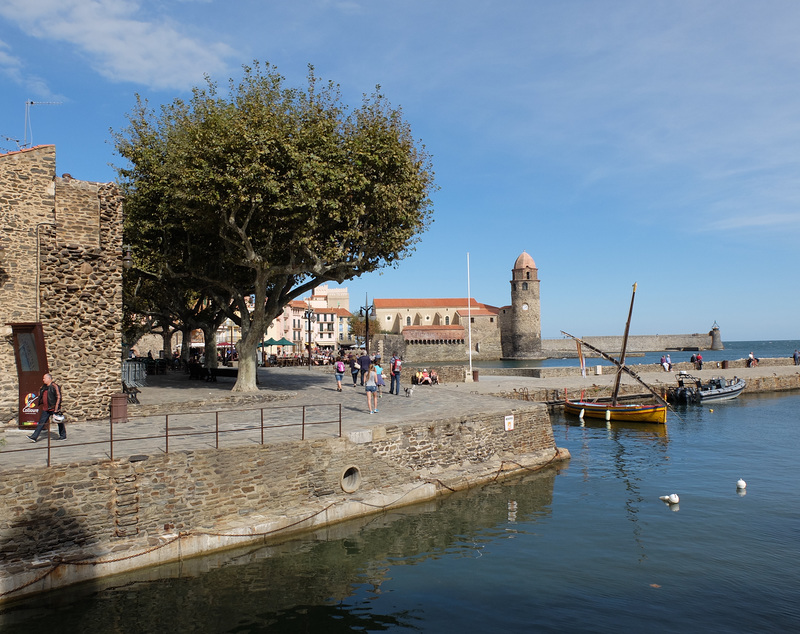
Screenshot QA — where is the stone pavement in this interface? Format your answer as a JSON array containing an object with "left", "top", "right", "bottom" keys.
[
  {"left": 0, "top": 366, "right": 539, "bottom": 471},
  {"left": 3, "top": 361, "right": 797, "bottom": 471}
]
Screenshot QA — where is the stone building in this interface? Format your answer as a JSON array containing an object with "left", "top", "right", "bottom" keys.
[
  {"left": 499, "top": 251, "right": 543, "bottom": 358},
  {"left": 372, "top": 252, "right": 543, "bottom": 363},
  {"left": 0, "top": 145, "right": 124, "bottom": 425}
]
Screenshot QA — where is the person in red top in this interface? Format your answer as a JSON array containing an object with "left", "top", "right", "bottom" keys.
[{"left": 28, "top": 373, "right": 64, "bottom": 442}]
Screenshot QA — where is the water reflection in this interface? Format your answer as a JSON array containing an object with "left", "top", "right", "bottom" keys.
[{"left": 1, "top": 470, "right": 558, "bottom": 633}]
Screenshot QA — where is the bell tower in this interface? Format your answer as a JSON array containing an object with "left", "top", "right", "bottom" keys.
[{"left": 501, "top": 251, "right": 542, "bottom": 358}]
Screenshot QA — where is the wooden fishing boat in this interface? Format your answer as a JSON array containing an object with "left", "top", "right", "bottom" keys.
[
  {"left": 564, "top": 399, "right": 668, "bottom": 424},
  {"left": 561, "top": 283, "right": 669, "bottom": 424}
]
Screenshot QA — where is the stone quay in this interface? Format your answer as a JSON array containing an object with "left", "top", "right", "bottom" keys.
[{"left": 0, "top": 366, "right": 568, "bottom": 603}]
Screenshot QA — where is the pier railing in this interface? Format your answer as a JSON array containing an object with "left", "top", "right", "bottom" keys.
[{"left": 5, "top": 403, "right": 343, "bottom": 467}]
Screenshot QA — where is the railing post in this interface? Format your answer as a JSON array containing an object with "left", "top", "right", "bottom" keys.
[
  {"left": 215, "top": 411, "right": 219, "bottom": 449},
  {"left": 46, "top": 420, "right": 51, "bottom": 467},
  {"left": 339, "top": 404, "right": 342, "bottom": 437},
  {"left": 260, "top": 408, "right": 264, "bottom": 445},
  {"left": 110, "top": 415, "right": 114, "bottom": 462},
  {"left": 302, "top": 405, "right": 306, "bottom": 441},
  {"left": 165, "top": 414, "right": 169, "bottom": 454}
]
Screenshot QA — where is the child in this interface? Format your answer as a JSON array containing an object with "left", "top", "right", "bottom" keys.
[{"left": 375, "top": 361, "right": 385, "bottom": 397}]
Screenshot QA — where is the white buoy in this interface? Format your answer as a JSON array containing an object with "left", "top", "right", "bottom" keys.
[
  {"left": 579, "top": 408, "right": 585, "bottom": 419},
  {"left": 737, "top": 478, "right": 747, "bottom": 489},
  {"left": 659, "top": 493, "right": 680, "bottom": 505},
  {"left": 605, "top": 409, "right": 611, "bottom": 421}
]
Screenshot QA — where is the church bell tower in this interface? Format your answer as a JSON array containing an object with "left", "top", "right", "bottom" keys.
[{"left": 501, "top": 251, "right": 542, "bottom": 358}]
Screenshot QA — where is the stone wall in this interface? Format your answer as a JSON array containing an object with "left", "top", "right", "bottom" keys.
[
  {"left": 0, "top": 406, "right": 562, "bottom": 599},
  {"left": 543, "top": 333, "right": 714, "bottom": 355},
  {"left": 0, "top": 147, "right": 124, "bottom": 425}
]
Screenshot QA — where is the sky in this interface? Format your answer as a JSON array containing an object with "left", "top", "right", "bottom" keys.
[{"left": 2, "top": 1, "right": 800, "bottom": 342}]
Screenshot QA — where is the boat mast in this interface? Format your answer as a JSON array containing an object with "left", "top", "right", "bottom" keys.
[{"left": 612, "top": 282, "right": 637, "bottom": 406}]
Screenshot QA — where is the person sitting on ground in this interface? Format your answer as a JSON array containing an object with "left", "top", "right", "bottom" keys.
[
  {"left": 418, "top": 369, "right": 432, "bottom": 385},
  {"left": 429, "top": 370, "right": 439, "bottom": 385}
]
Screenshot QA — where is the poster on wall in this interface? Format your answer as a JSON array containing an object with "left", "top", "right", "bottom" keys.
[{"left": 10, "top": 323, "right": 49, "bottom": 428}]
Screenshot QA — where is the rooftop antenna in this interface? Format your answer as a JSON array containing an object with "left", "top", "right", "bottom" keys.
[{"left": 23, "top": 100, "right": 62, "bottom": 148}]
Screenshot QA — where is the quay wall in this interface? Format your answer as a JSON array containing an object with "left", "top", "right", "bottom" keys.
[
  {"left": 0, "top": 405, "right": 566, "bottom": 602},
  {"left": 542, "top": 333, "right": 713, "bottom": 356}
]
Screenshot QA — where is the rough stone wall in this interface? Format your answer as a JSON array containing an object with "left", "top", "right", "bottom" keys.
[
  {"left": 0, "top": 147, "right": 124, "bottom": 425},
  {"left": 0, "top": 407, "right": 555, "bottom": 585},
  {"left": 0, "top": 146, "right": 57, "bottom": 424}
]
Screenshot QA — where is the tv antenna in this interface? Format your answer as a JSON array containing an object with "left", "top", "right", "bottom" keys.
[{"left": 23, "top": 100, "right": 62, "bottom": 148}]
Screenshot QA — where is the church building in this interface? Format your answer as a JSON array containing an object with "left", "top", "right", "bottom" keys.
[{"left": 372, "top": 251, "right": 543, "bottom": 362}]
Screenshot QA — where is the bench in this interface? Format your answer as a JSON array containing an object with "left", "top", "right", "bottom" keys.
[{"left": 122, "top": 382, "right": 140, "bottom": 404}]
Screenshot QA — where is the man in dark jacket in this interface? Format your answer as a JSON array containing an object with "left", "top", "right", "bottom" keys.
[
  {"left": 358, "top": 351, "right": 371, "bottom": 386},
  {"left": 28, "top": 373, "right": 64, "bottom": 442}
]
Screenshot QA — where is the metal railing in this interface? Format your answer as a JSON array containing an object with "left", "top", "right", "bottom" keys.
[{"left": 5, "top": 403, "right": 343, "bottom": 467}]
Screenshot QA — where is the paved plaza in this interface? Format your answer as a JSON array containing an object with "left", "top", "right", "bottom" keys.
[{"left": 3, "top": 362, "right": 797, "bottom": 470}]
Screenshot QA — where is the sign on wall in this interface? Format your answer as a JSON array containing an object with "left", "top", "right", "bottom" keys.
[{"left": 10, "top": 323, "right": 49, "bottom": 427}]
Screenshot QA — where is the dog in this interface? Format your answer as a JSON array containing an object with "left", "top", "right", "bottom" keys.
[{"left": 404, "top": 386, "right": 414, "bottom": 397}]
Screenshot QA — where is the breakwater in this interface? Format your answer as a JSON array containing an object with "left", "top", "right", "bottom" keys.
[{"left": 0, "top": 404, "right": 567, "bottom": 603}]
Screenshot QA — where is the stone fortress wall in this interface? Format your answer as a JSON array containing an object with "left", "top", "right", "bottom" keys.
[{"left": 0, "top": 146, "right": 124, "bottom": 425}]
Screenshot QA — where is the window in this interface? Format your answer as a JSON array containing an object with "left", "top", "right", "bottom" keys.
[
  {"left": 471, "top": 317, "right": 475, "bottom": 323},
  {"left": 526, "top": 272, "right": 530, "bottom": 280},
  {"left": 406, "top": 317, "right": 411, "bottom": 325},
  {"left": 522, "top": 282, "right": 528, "bottom": 290},
  {"left": 386, "top": 315, "right": 391, "bottom": 321},
  {"left": 490, "top": 317, "right": 494, "bottom": 323},
  {"left": 445, "top": 316, "right": 450, "bottom": 325}
]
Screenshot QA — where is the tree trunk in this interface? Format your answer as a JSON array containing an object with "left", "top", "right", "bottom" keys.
[
  {"left": 202, "top": 325, "right": 219, "bottom": 369},
  {"left": 180, "top": 326, "right": 191, "bottom": 363},
  {"left": 161, "top": 329, "right": 174, "bottom": 360}
]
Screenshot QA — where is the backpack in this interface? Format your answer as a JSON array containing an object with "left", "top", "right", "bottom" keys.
[
  {"left": 392, "top": 358, "right": 402, "bottom": 373},
  {"left": 336, "top": 361, "right": 345, "bottom": 373}
]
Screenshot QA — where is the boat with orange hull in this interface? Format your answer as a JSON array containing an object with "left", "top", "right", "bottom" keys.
[{"left": 564, "top": 399, "right": 667, "bottom": 424}]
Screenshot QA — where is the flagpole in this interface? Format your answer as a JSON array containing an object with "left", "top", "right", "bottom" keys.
[{"left": 467, "top": 252, "right": 473, "bottom": 377}]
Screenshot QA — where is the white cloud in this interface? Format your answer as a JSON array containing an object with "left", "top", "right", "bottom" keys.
[{"left": 0, "top": 0, "right": 236, "bottom": 90}]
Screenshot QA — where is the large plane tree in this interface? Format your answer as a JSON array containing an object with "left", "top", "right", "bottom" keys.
[{"left": 115, "top": 63, "right": 434, "bottom": 391}]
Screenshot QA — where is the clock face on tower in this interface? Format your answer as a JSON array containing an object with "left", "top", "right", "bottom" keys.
[{"left": 522, "top": 303, "right": 529, "bottom": 311}]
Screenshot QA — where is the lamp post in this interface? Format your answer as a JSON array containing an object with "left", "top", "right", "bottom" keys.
[
  {"left": 304, "top": 306, "right": 315, "bottom": 369},
  {"left": 359, "top": 295, "right": 374, "bottom": 356}
]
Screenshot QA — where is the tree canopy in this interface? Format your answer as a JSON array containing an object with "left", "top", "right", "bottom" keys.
[{"left": 114, "top": 62, "right": 434, "bottom": 390}]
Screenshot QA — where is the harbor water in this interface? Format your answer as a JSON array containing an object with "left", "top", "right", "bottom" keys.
[
  {"left": 3, "top": 388, "right": 800, "bottom": 631},
  {"left": 473, "top": 338, "right": 800, "bottom": 369}
]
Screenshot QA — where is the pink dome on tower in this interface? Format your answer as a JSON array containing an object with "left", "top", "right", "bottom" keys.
[{"left": 514, "top": 251, "right": 536, "bottom": 270}]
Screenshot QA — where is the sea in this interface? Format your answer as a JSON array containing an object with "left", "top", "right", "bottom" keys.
[
  {"left": 2, "top": 341, "right": 799, "bottom": 633},
  {"left": 472, "top": 338, "right": 800, "bottom": 369}
]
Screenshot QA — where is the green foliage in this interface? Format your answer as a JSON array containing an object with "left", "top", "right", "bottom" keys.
[{"left": 114, "top": 62, "right": 434, "bottom": 390}]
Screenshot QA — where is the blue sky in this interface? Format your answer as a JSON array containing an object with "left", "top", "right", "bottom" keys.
[{"left": 2, "top": 1, "right": 799, "bottom": 342}]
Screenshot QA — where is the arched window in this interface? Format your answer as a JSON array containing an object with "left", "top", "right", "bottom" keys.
[
  {"left": 522, "top": 282, "right": 528, "bottom": 290},
  {"left": 526, "top": 271, "right": 531, "bottom": 280},
  {"left": 445, "top": 316, "right": 450, "bottom": 325},
  {"left": 512, "top": 283, "right": 516, "bottom": 291},
  {"left": 406, "top": 316, "right": 411, "bottom": 326}
]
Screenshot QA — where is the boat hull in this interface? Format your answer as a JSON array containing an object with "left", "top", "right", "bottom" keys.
[
  {"left": 564, "top": 400, "right": 667, "bottom": 424},
  {"left": 667, "top": 375, "right": 746, "bottom": 404}
]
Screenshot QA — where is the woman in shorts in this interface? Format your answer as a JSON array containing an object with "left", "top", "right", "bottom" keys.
[{"left": 365, "top": 363, "right": 379, "bottom": 413}]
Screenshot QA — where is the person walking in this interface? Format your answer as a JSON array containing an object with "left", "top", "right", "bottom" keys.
[
  {"left": 365, "top": 363, "right": 379, "bottom": 414},
  {"left": 358, "top": 350, "right": 371, "bottom": 386},
  {"left": 334, "top": 357, "right": 345, "bottom": 392},
  {"left": 389, "top": 352, "right": 402, "bottom": 395},
  {"left": 27, "top": 373, "right": 64, "bottom": 442},
  {"left": 349, "top": 355, "right": 359, "bottom": 387},
  {"left": 375, "top": 360, "right": 385, "bottom": 397}
]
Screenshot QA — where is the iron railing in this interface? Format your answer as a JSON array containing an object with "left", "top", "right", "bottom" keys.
[{"left": 4, "top": 403, "right": 343, "bottom": 467}]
